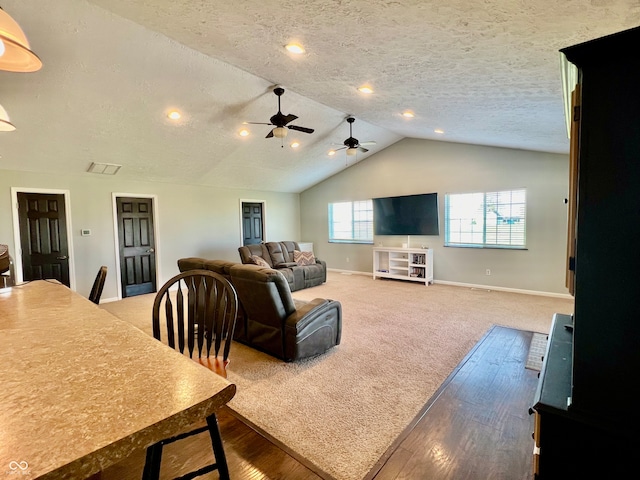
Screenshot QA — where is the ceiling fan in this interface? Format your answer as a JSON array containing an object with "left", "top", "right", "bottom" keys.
[
  {"left": 333, "top": 117, "right": 376, "bottom": 156},
  {"left": 246, "top": 87, "right": 314, "bottom": 139}
]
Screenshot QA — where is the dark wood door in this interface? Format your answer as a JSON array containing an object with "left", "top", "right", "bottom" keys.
[
  {"left": 17, "top": 192, "right": 70, "bottom": 286},
  {"left": 116, "top": 197, "right": 156, "bottom": 298},
  {"left": 242, "top": 202, "right": 264, "bottom": 246}
]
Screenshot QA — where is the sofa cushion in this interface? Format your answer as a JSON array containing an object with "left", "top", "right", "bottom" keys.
[
  {"left": 238, "top": 244, "right": 271, "bottom": 266},
  {"left": 250, "top": 255, "right": 271, "bottom": 268},
  {"left": 294, "top": 250, "right": 315, "bottom": 266},
  {"left": 279, "top": 241, "right": 299, "bottom": 261},
  {"left": 266, "top": 242, "right": 287, "bottom": 265}
]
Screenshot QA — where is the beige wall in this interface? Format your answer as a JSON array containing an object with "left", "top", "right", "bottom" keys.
[
  {"left": 0, "top": 169, "right": 299, "bottom": 301},
  {"left": 300, "top": 138, "right": 570, "bottom": 295},
  {"left": 1, "top": 137, "right": 570, "bottom": 298}
]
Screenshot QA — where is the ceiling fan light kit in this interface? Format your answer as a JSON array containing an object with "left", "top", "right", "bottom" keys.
[
  {"left": 273, "top": 126, "right": 287, "bottom": 138},
  {"left": 246, "top": 87, "right": 314, "bottom": 140},
  {"left": 246, "top": 89, "right": 378, "bottom": 160},
  {"left": 332, "top": 116, "right": 376, "bottom": 158},
  {"left": 0, "top": 7, "right": 42, "bottom": 73}
]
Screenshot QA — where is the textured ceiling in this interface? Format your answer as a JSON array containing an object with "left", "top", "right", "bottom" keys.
[{"left": 1, "top": 1, "right": 639, "bottom": 193}]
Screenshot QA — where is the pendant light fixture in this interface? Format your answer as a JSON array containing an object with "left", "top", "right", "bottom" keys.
[
  {"left": 0, "top": 7, "right": 42, "bottom": 72},
  {"left": 0, "top": 104, "right": 15, "bottom": 131}
]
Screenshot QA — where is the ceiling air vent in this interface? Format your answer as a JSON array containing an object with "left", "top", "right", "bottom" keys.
[{"left": 87, "top": 162, "right": 122, "bottom": 175}]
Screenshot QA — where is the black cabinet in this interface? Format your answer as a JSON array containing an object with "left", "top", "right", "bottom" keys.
[
  {"left": 532, "top": 315, "right": 634, "bottom": 478},
  {"left": 533, "top": 26, "right": 640, "bottom": 478},
  {"left": 563, "top": 27, "right": 640, "bottom": 427}
]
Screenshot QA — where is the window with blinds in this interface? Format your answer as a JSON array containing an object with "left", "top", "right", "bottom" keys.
[
  {"left": 444, "top": 189, "right": 526, "bottom": 249},
  {"left": 328, "top": 200, "right": 373, "bottom": 244}
]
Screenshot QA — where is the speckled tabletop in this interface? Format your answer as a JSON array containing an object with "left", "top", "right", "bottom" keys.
[{"left": 0, "top": 281, "right": 235, "bottom": 479}]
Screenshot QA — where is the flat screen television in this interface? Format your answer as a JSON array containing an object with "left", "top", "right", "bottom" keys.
[{"left": 373, "top": 193, "right": 439, "bottom": 236}]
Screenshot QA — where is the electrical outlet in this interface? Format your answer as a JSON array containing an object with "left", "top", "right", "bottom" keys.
[
  {"left": 346, "top": 257, "right": 350, "bottom": 262},
  {"left": 486, "top": 269, "right": 491, "bottom": 275}
]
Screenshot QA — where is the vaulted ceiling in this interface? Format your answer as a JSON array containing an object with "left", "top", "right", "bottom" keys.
[{"left": 1, "top": 1, "right": 639, "bottom": 193}]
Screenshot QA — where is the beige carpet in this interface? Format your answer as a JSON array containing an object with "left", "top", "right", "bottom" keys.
[{"left": 102, "top": 271, "right": 573, "bottom": 480}]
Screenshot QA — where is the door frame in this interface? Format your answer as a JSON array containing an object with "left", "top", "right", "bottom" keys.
[
  {"left": 111, "top": 193, "right": 161, "bottom": 301},
  {"left": 239, "top": 198, "right": 267, "bottom": 245},
  {"left": 10, "top": 187, "right": 77, "bottom": 290}
]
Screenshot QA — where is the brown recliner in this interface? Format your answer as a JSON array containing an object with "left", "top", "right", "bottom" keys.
[{"left": 229, "top": 263, "right": 341, "bottom": 362}]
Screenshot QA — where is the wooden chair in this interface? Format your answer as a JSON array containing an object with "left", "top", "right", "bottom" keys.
[
  {"left": 143, "top": 269, "right": 239, "bottom": 480},
  {"left": 88, "top": 266, "right": 107, "bottom": 304}
]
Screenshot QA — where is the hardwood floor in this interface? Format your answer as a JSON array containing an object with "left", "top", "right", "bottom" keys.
[
  {"left": 102, "top": 326, "right": 538, "bottom": 480},
  {"left": 370, "top": 326, "right": 538, "bottom": 480}
]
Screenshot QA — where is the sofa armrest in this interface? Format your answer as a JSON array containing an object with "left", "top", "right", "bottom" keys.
[
  {"left": 283, "top": 298, "right": 342, "bottom": 361},
  {"left": 285, "top": 298, "right": 337, "bottom": 332},
  {"left": 314, "top": 258, "right": 327, "bottom": 283},
  {"left": 276, "top": 262, "right": 298, "bottom": 268}
]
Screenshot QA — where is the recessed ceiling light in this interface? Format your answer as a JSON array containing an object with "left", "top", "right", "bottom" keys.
[
  {"left": 167, "top": 110, "right": 181, "bottom": 120},
  {"left": 402, "top": 111, "right": 415, "bottom": 118},
  {"left": 239, "top": 129, "right": 249, "bottom": 137},
  {"left": 328, "top": 150, "right": 336, "bottom": 156},
  {"left": 434, "top": 128, "right": 445, "bottom": 134},
  {"left": 358, "top": 85, "right": 374, "bottom": 94},
  {"left": 285, "top": 43, "right": 305, "bottom": 54},
  {"left": 290, "top": 141, "right": 300, "bottom": 148}
]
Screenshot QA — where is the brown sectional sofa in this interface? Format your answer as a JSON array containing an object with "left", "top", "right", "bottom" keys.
[
  {"left": 237, "top": 241, "right": 326, "bottom": 292},
  {"left": 177, "top": 257, "right": 341, "bottom": 362}
]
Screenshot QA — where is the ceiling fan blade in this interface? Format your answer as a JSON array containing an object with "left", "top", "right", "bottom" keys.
[
  {"left": 245, "top": 122, "right": 274, "bottom": 126},
  {"left": 283, "top": 114, "right": 298, "bottom": 125},
  {"left": 332, "top": 146, "right": 347, "bottom": 152},
  {"left": 358, "top": 146, "right": 369, "bottom": 153},
  {"left": 360, "top": 141, "right": 377, "bottom": 146},
  {"left": 266, "top": 129, "right": 274, "bottom": 138},
  {"left": 288, "top": 125, "right": 314, "bottom": 134}
]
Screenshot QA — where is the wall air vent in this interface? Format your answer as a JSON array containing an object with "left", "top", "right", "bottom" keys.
[{"left": 87, "top": 162, "right": 122, "bottom": 175}]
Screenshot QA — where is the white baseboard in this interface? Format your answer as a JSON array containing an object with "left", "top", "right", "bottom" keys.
[
  {"left": 99, "top": 296, "right": 120, "bottom": 304},
  {"left": 327, "top": 268, "right": 371, "bottom": 277},
  {"left": 433, "top": 280, "right": 573, "bottom": 299},
  {"left": 327, "top": 268, "right": 572, "bottom": 299}
]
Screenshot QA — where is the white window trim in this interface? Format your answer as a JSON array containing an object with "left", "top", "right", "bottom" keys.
[
  {"left": 444, "top": 189, "right": 527, "bottom": 249},
  {"left": 328, "top": 200, "right": 374, "bottom": 244}
]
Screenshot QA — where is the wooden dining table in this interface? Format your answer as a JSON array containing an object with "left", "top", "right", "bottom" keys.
[{"left": 0, "top": 280, "right": 236, "bottom": 479}]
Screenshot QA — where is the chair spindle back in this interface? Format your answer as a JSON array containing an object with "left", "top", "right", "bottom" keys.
[{"left": 152, "top": 270, "right": 238, "bottom": 364}]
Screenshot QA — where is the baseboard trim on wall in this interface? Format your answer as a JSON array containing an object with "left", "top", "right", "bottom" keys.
[
  {"left": 99, "top": 296, "right": 120, "bottom": 304},
  {"left": 327, "top": 268, "right": 572, "bottom": 299},
  {"left": 433, "top": 279, "right": 573, "bottom": 299},
  {"left": 327, "top": 268, "right": 372, "bottom": 277}
]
